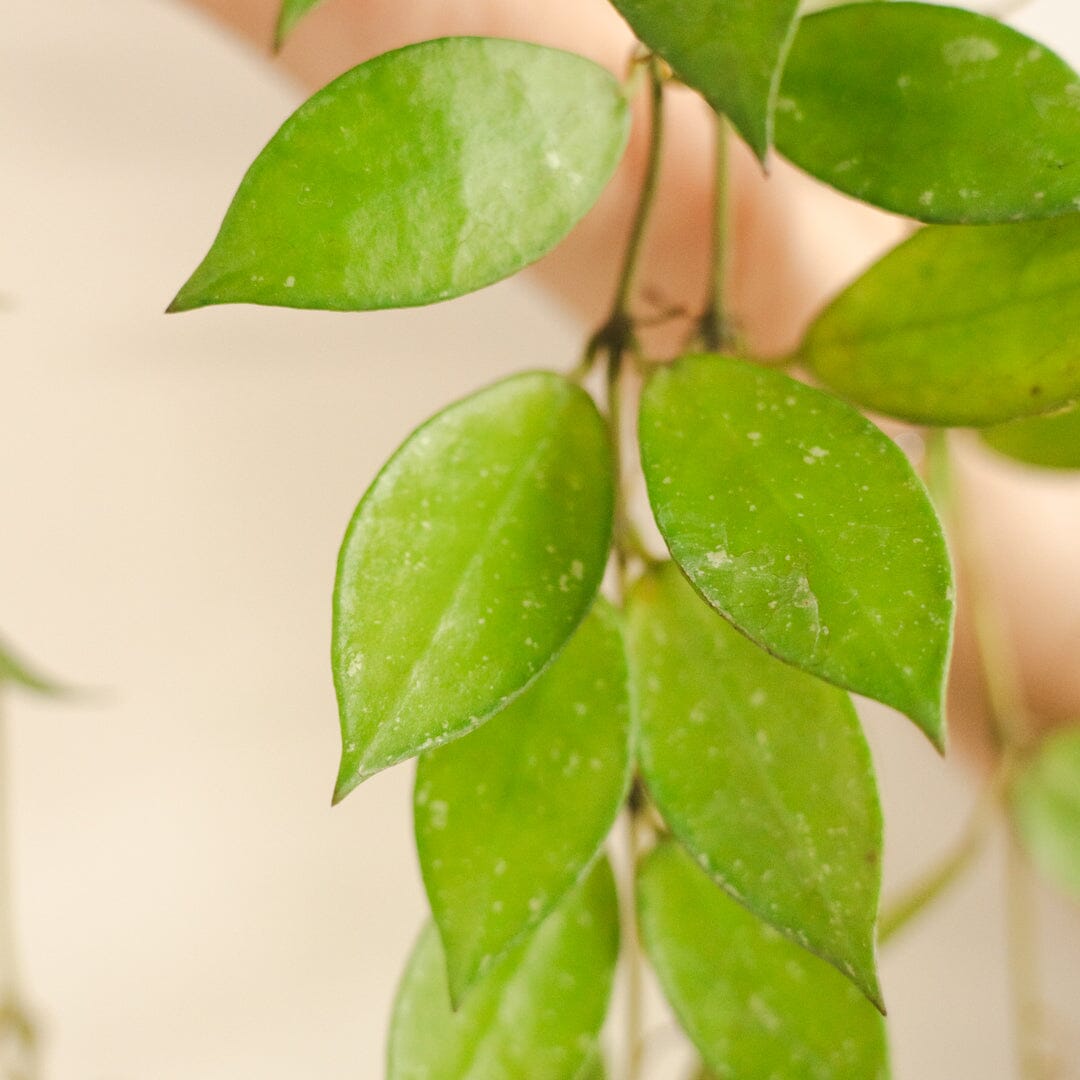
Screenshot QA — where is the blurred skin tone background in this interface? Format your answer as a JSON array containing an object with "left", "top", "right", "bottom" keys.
[{"left": 3, "top": 0, "right": 1079, "bottom": 1076}]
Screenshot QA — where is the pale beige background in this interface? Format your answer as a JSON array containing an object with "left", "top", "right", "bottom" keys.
[{"left": 3, "top": 0, "right": 1079, "bottom": 1077}]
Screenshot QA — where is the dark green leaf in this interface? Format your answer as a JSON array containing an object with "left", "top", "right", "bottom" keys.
[
  {"left": 415, "top": 601, "right": 631, "bottom": 1003},
  {"left": 609, "top": 0, "right": 800, "bottom": 160},
  {"left": 639, "top": 355, "right": 953, "bottom": 747},
  {"left": 274, "top": 0, "right": 325, "bottom": 48},
  {"left": 332, "top": 372, "right": 613, "bottom": 800},
  {"left": 627, "top": 563, "right": 883, "bottom": 1007},
  {"left": 0, "top": 637, "right": 66, "bottom": 697},
  {"left": 1009, "top": 727, "right": 1080, "bottom": 899},
  {"left": 169, "top": 39, "right": 629, "bottom": 313},
  {"left": 777, "top": 3, "right": 1080, "bottom": 222},
  {"left": 981, "top": 405, "right": 1080, "bottom": 470},
  {"left": 801, "top": 217, "right": 1080, "bottom": 426},
  {"left": 388, "top": 858, "right": 619, "bottom": 1080},
  {"left": 638, "top": 842, "right": 891, "bottom": 1080}
]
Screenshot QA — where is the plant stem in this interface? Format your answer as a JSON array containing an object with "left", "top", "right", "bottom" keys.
[
  {"left": 622, "top": 782, "right": 648, "bottom": 1080},
  {"left": 700, "top": 114, "right": 731, "bottom": 353},
  {"left": 0, "top": 694, "right": 36, "bottom": 1080},
  {"left": 590, "top": 59, "right": 668, "bottom": 1080},
  {"left": 926, "top": 430, "right": 1050, "bottom": 1070},
  {"left": 1006, "top": 827, "right": 1048, "bottom": 1080}
]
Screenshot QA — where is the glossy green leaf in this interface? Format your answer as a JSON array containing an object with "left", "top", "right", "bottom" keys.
[
  {"left": 0, "top": 637, "right": 65, "bottom": 697},
  {"left": 388, "top": 858, "right": 619, "bottom": 1080},
  {"left": 628, "top": 563, "right": 883, "bottom": 1007},
  {"left": 776, "top": 3, "right": 1080, "bottom": 222},
  {"left": 169, "top": 39, "right": 630, "bottom": 314},
  {"left": 802, "top": 217, "right": 1080, "bottom": 427},
  {"left": 415, "top": 601, "right": 631, "bottom": 1003},
  {"left": 1009, "top": 728, "right": 1080, "bottom": 899},
  {"left": 981, "top": 405, "right": 1080, "bottom": 470},
  {"left": 273, "top": 0, "right": 325, "bottom": 48},
  {"left": 608, "top": 0, "right": 800, "bottom": 160},
  {"left": 639, "top": 842, "right": 890, "bottom": 1080},
  {"left": 332, "top": 372, "right": 613, "bottom": 800},
  {"left": 639, "top": 355, "right": 953, "bottom": 747}
]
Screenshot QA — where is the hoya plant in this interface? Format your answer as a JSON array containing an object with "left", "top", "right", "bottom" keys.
[{"left": 165, "top": 0, "right": 1080, "bottom": 1076}]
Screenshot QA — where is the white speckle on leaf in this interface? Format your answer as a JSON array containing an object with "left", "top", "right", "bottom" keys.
[
  {"left": 427, "top": 800, "right": 448, "bottom": 830},
  {"left": 284, "top": 275, "right": 296, "bottom": 288},
  {"left": 706, "top": 549, "right": 732, "bottom": 568},
  {"left": 570, "top": 560, "right": 584, "bottom": 580},
  {"left": 943, "top": 36, "right": 1000, "bottom": 66},
  {"left": 493, "top": 859, "right": 507, "bottom": 876},
  {"left": 919, "top": 190, "right": 935, "bottom": 207}
]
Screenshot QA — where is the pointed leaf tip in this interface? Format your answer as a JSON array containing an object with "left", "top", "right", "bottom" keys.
[
  {"left": 638, "top": 842, "right": 891, "bottom": 1079},
  {"left": 169, "top": 38, "right": 629, "bottom": 313},
  {"left": 332, "top": 371, "right": 613, "bottom": 792},
  {"left": 628, "top": 563, "right": 885, "bottom": 1006},
  {"left": 415, "top": 602, "right": 632, "bottom": 1003},
  {"left": 639, "top": 355, "right": 953, "bottom": 749}
]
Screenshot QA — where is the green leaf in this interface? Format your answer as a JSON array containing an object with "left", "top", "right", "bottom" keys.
[
  {"left": 608, "top": 0, "right": 800, "bottom": 161},
  {"left": 168, "top": 39, "right": 630, "bottom": 314},
  {"left": 801, "top": 217, "right": 1080, "bottom": 427},
  {"left": 333, "top": 372, "right": 613, "bottom": 800},
  {"left": 0, "top": 637, "right": 66, "bottom": 697},
  {"left": 627, "top": 563, "right": 883, "bottom": 1007},
  {"left": 638, "top": 842, "right": 891, "bottom": 1080},
  {"left": 776, "top": 3, "right": 1080, "bottom": 222},
  {"left": 1009, "top": 727, "right": 1080, "bottom": 899},
  {"left": 573, "top": 1046, "right": 607, "bottom": 1080},
  {"left": 638, "top": 355, "right": 953, "bottom": 747},
  {"left": 981, "top": 405, "right": 1080, "bottom": 470},
  {"left": 273, "top": 0, "right": 324, "bottom": 48},
  {"left": 415, "top": 601, "right": 632, "bottom": 1003},
  {"left": 388, "top": 858, "right": 619, "bottom": 1080}
]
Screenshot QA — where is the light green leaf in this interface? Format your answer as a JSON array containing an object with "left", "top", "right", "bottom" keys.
[
  {"left": 1009, "top": 727, "right": 1080, "bottom": 899},
  {"left": 573, "top": 1046, "right": 607, "bottom": 1080},
  {"left": 639, "top": 355, "right": 953, "bottom": 747},
  {"left": 332, "top": 372, "right": 613, "bottom": 800},
  {"left": 638, "top": 842, "right": 891, "bottom": 1080},
  {"left": 273, "top": 0, "right": 325, "bottom": 48},
  {"left": 627, "top": 563, "right": 883, "bottom": 1007},
  {"left": 777, "top": 3, "right": 1080, "bottom": 222},
  {"left": 981, "top": 405, "right": 1080, "bottom": 470},
  {"left": 0, "top": 637, "right": 66, "bottom": 697},
  {"left": 388, "top": 858, "right": 619, "bottom": 1080},
  {"left": 608, "top": 0, "right": 800, "bottom": 161},
  {"left": 415, "top": 601, "right": 631, "bottom": 1003},
  {"left": 168, "top": 39, "right": 629, "bottom": 314},
  {"left": 802, "top": 217, "right": 1080, "bottom": 426}
]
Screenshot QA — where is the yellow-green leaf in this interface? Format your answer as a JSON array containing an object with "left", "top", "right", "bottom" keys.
[
  {"left": 1009, "top": 728, "right": 1080, "bottom": 899},
  {"left": 388, "top": 859, "right": 619, "bottom": 1080},
  {"left": 415, "top": 602, "right": 631, "bottom": 1003},
  {"left": 981, "top": 405, "right": 1080, "bottom": 470},
  {"left": 333, "top": 372, "right": 613, "bottom": 800},
  {"left": 169, "top": 39, "right": 630, "bottom": 313},
  {"left": 777, "top": 3, "right": 1080, "bottom": 222},
  {"left": 628, "top": 563, "right": 883, "bottom": 1007},
  {"left": 639, "top": 355, "right": 953, "bottom": 747},
  {"left": 608, "top": 0, "right": 801, "bottom": 160},
  {"left": 802, "top": 218, "right": 1080, "bottom": 427},
  {"left": 638, "top": 842, "right": 891, "bottom": 1080}
]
